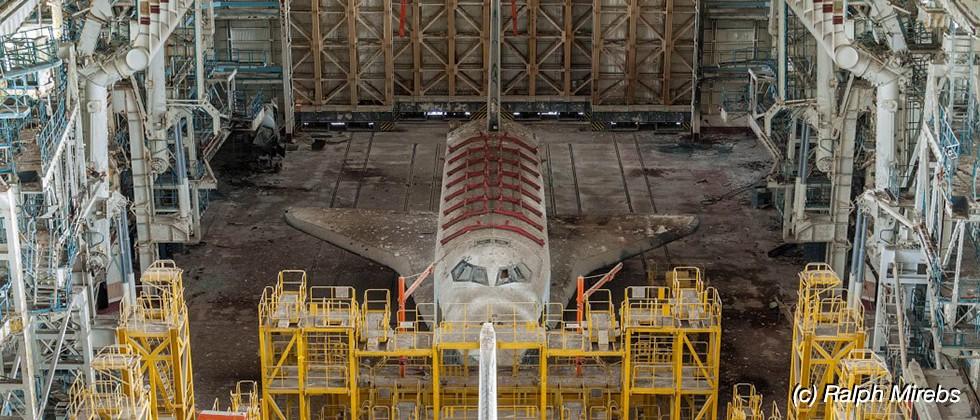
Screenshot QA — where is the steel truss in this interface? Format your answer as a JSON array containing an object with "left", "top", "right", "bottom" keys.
[{"left": 280, "top": 0, "right": 701, "bottom": 128}]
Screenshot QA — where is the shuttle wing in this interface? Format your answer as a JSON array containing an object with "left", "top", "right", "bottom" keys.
[
  {"left": 284, "top": 207, "right": 437, "bottom": 277},
  {"left": 546, "top": 214, "right": 699, "bottom": 304},
  {"left": 286, "top": 207, "right": 697, "bottom": 308}
]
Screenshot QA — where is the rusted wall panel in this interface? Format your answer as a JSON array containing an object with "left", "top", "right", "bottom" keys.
[{"left": 285, "top": 0, "right": 698, "bottom": 112}]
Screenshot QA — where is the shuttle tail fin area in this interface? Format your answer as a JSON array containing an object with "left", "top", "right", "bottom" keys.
[
  {"left": 284, "top": 207, "right": 437, "bottom": 277},
  {"left": 547, "top": 214, "right": 699, "bottom": 304}
]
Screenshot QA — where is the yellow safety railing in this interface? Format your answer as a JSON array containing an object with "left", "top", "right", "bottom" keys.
[
  {"left": 585, "top": 289, "right": 619, "bottom": 347},
  {"left": 69, "top": 345, "right": 152, "bottom": 420},
  {"left": 67, "top": 375, "right": 95, "bottom": 420},
  {"left": 259, "top": 270, "right": 308, "bottom": 327},
  {"left": 441, "top": 405, "right": 538, "bottom": 419},
  {"left": 229, "top": 380, "right": 261, "bottom": 419},
  {"left": 361, "top": 289, "right": 392, "bottom": 344},
  {"left": 670, "top": 266, "right": 704, "bottom": 294},
  {"left": 833, "top": 350, "right": 911, "bottom": 420},
  {"left": 118, "top": 260, "right": 195, "bottom": 420},
  {"left": 307, "top": 286, "right": 358, "bottom": 328},
  {"left": 622, "top": 286, "right": 674, "bottom": 328},
  {"left": 119, "top": 260, "right": 188, "bottom": 329},
  {"left": 255, "top": 267, "right": 724, "bottom": 420},
  {"left": 727, "top": 383, "right": 764, "bottom": 420},
  {"left": 390, "top": 304, "right": 435, "bottom": 351},
  {"left": 788, "top": 265, "right": 866, "bottom": 420},
  {"left": 437, "top": 301, "right": 543, "bottom": 345},
  {"left": 543, "top": 303, "right": 594, "bottom": 351}
]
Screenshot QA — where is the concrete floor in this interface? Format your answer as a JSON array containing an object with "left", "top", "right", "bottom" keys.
[{"left": 174, "top": 122, "right": 806, "bottom": 413}]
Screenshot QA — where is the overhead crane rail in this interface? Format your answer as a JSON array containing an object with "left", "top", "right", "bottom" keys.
[{"left": 258, "top": 267, "right": 722, "bottom": 420}]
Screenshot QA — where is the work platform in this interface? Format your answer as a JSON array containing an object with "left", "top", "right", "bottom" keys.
[{"left": 258, "top": 267, "right": 721, "bottom": 420}]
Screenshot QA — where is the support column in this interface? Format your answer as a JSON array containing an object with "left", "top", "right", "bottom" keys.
[
  {"left": 487, "top": 0, "right": 501, "bottom": 132},
  {"left": 478, "top": 323, "right": 497, "bottom": 420},
  {"left": 279, "top": 0, "right": 295, "bottom": 135},
  {"left": 871, "top": 80, "right": 900, "bottom": 352},
  {"left": 85, "top": 82, "right": 113, "bottom": 293},
  {"left": 0, "top": 187, "right": 38, "bottom": 418}
]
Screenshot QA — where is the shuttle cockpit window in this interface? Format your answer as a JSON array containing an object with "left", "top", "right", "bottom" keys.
[
  {"left": 496, "top": 263, "right": 531, "bottom": 286},
  {"left": 451, "top": 260, "right": 489, "bottom": 285}
]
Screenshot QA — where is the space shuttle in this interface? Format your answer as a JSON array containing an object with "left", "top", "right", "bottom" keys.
[{"left": 283, "top": 1, "right": 698, "bottom": 324}]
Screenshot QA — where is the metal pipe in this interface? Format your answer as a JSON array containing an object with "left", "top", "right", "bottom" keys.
[
  {"left": 147, "top": 48, "right": 170, "bottom": 172},
  {"left": 815, "top": 48, "right": 835, "bottom": 173},
  {"left": 193, "top": 0, "right": 205, "bottom": 100},
  {"left": 798, "top": 122, "right": 810, "bottom": 182},
  {"left": 79, "top": 0, "right": 193, "bottom": 88},
  {"left": 848, "top": 209, "right": 866, "bottom": 307},
  {"left": 870, "top": 0, "right": 908, "bottom": 53},
  {"left": 77, "top": 0, "right": 112, "bottom": 55},
  {"left": 893, "top": 263, "right": 909, "bottom": 371},
  {"left": 117, "top": 208, "right": 137, "bottom": 305},
  {"left": 174, "top": 117, "right": 191, "bottom": 220},
  {"left": 85, "top": 81, "right": 114, "bottom": 278}
]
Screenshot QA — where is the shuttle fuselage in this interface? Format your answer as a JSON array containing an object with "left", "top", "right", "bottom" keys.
[{"left": 434, "top": 120, "right": 549, "bottom": 324}]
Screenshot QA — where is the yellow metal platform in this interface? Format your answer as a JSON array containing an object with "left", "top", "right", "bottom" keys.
[{"left": 258, "top": 267, "right": 722, "bottom": 420}]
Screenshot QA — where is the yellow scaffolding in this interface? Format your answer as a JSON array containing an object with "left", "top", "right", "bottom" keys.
[
  {"left": 258, "top": 270, "right": 359, "bottom": 419},
  {"left": 117, "top": 260, "right": 196, "bottom": 420},
  {"left": 621, "top": 267, "right": 722, "bottom": 420},
  {"left": 830, "top": 350, "right": 910, "bottom": 420},
  {"left": 67, "top": 345, "right": 152, "bottom": 420},
  {"left": 258, "top": 267, "right": 721, "bottom": 420},
  {"left": 726, "top": 384, "right": 764, "bottom": 420},
  {"left": 726, "top": 384, "right": 783, "bottom": 420},
  {"left": 787, "top": 263, "right": 865, "bottom": 420}
]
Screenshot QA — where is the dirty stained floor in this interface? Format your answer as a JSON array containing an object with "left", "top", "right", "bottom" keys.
[{"left": 174, "top": 122, "right": 807, "bottom": 413}]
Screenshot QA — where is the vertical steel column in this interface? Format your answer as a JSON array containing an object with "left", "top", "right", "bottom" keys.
[
  {"left": 412, "top": 0, "right": 422, "bottom": 95},
  {"left": 447, "top": 0, "right": 457, "bottom": 95},
  {"left": 689, "top": 0, "right": 702, "bottom": 138},
  {"left": 777, "top": 0, "right": 786, "bottom": 99},
  {"left": 847, "top": 210, "right": 866, "bottom": 308},
  {"left": 487, "top": 0, "right": 501, "bottom": 131},
  {"left": 625, "top": 0, "right": 637, "bottom": 104},
  {"left": 279, "top": 0, "right": 295, "bottom": 134},
  {"left": 528, "top": 0, "right": 538, "bottom": 96},
  {"left": 347, "top": 0, "right": 359, "bottom": 105},
  {"left": 383, "top": 0, "right": 394, "bottom": 104},
  {"left": 562, "top": 0, "right": 572, "bottom": 95},
  {"left": 0, "top": 187, "right": 38, "bottom": 418},
  {"left": 661, "top": 0, "right": 674, "bottom": 104},
  {"left": 312, "top": 0, "right": 323, "bottom": 105}
]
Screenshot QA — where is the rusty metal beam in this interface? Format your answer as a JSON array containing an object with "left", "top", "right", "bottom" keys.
[
  {"left": 312, "top": 0, "right": 323, "bottom": 104},
  {"left": 281, "top": 0, "right": 698, "bottom": 113}
]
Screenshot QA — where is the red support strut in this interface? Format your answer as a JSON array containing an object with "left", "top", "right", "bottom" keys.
[{"left": 399, "top": 0, "right": 407, "bottom": 37}]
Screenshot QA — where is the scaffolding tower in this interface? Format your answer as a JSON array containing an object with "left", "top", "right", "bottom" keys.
[
  {"left": 258, "top": 270, "right": 358, "bottom": 419},
  {"left": 787, "top": 263, "right": 866, "bottom": 420},
  {"left": 830, "top": 350, "right": 909, "bottom": 420},
  {"left": 67, "top": 345, "right": 153, "bottom": 420},
  {"left": 622, "top": 267, "right": 722, "bottom": 420},
  {"left": 117, "top": 260, "right": 196, "bottom": 420},
  {"left": 258, "top": 267, "right": 721, "bottom": 420}
]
